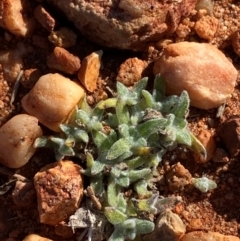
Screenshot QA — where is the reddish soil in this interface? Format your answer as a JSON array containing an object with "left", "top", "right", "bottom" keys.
[{"left": 1, "top": 0, "right": 240, "bottom": 241}]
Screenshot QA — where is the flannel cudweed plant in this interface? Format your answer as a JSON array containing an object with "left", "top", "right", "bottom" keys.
[{"left": 35, "top": 75, "right": 207, "bottom": 241}]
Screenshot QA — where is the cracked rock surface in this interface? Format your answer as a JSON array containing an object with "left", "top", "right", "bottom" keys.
[{"left": 47, "top": 0, "right": 197, "bottom": 51}]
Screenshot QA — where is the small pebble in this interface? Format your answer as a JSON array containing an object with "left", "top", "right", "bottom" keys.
[
  {"left": 194, "top": 16, "right": 219, "bottom": 40},
  {"left": 47, "top": 47, "right": 81, "bottom": 75},
  {"left": 143, "top": 209, "right": 186, "bottom": 241},
  {"left": 78, "top": 50, "right": 102, "bottom": 92},
  {"left": 165, "top": 162, "right": 192, "bottom": 192},
  {"left": 34, "top": 5, "right": 56, "bottom": 32},
  {"left": 116, "top": 57, "right": 148, "bottom": 86}
]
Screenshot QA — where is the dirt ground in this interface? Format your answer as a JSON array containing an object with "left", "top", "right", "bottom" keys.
[{"left": 1, "top": 0, "right": 240, "bottom": 240}]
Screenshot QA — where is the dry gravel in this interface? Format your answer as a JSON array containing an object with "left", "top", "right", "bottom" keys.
[{"left": 0, "top": 0, "right": 240, "bottom": 240}]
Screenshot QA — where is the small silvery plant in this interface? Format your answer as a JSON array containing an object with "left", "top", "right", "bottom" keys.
[
  {"left": 35, "top": 75, "right": 207, "bottom": 241},
  {"left": 192, "top": 176, "right": 217, "bottom": 193}
]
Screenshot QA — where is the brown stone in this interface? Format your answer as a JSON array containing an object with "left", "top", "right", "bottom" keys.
[
  {"left": 47, "top": 47, "right": 81, "bottom": 75},
  {"left": 78, "top": 50, "right": 102, "bottom": 92},
  {"left": 34, "top": 160, "right": 84, "bottom": 226},
  {"left": 153, "top": 42, "right": 238, "bottom": 109},
  {"left": 116, "top": 57, "right": 148, "bottom": 86},
  {"left": 165, "top": 162, "right": 192, "bottom": 192},
  {"left": 194, "top": 16, "right": 218, "bottom": 41},
  {"left": 34, "top": 5, "right": 55, "bottom": 32}
]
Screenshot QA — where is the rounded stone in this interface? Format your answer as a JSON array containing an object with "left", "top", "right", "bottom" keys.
[
  {"left": 21, "top": 73, "right": 85, "bottom": 132},
  {"left": 153, "top": 42, "right": 238, "bottom": 109},
  {"left": 0, "top": 114, "right": 42, "bottom": 168}
]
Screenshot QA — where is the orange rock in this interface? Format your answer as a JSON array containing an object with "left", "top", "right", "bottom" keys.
[
  {"left": 47, "top": 47, "right": 81, "bottom": 75},
  {"left": 78, "top": 50, "right": 102, "bottom": 92},
  {"left": 165, "top": 162, "right": 192, "bottom": 192},
  {"left": 116, "top": 57, "right": 148, "bottom": 86},
  {"left": 194, "top": 15, "right": 218, "bottom": 41},
  {"left": 0, "top": 0, "right": 36, "bottom": 37},
  {"left": 34, "top": 160, "right": 84, "bottom": 226}
]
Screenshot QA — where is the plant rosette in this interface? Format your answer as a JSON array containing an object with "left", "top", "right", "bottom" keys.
[{"left": 35, "top": 75, "right": 214, "bottom": 241}]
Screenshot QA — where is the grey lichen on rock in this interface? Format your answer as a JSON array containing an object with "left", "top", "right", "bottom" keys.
[{"left": 46, "top": 0, "right": 197, "bottom": 50}]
